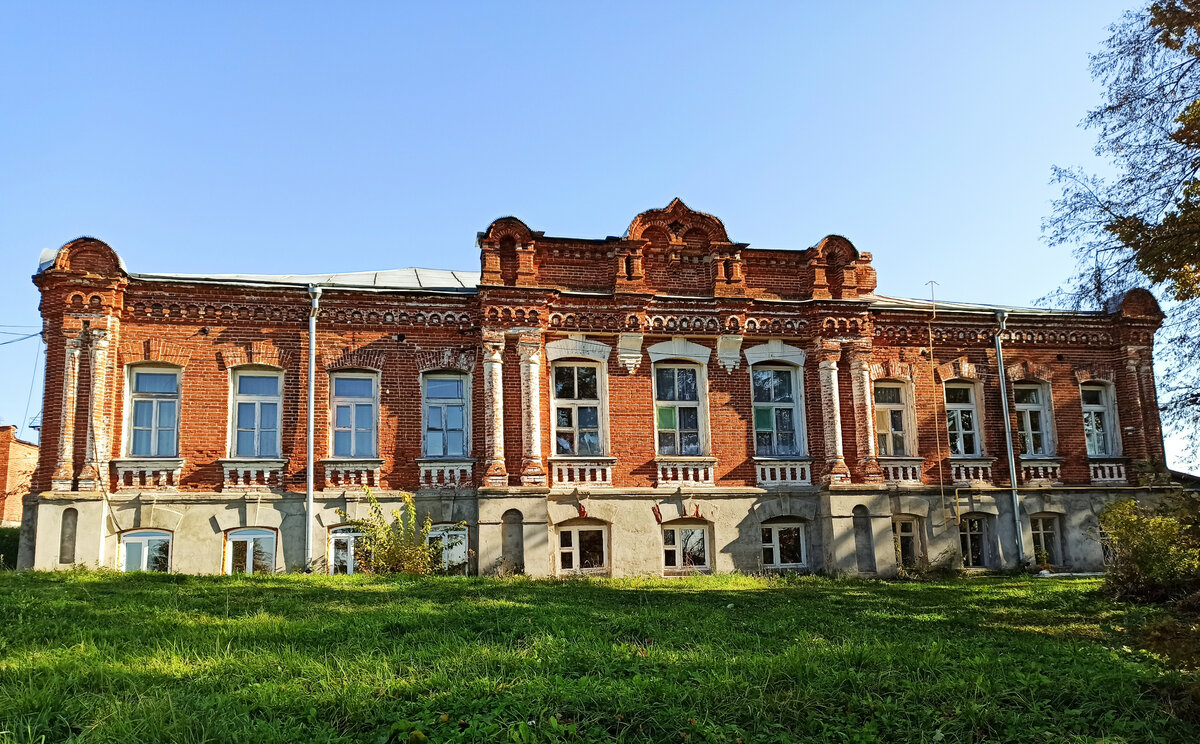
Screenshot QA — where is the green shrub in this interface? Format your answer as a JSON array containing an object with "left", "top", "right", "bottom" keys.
[
  {"left": 1099, "top": 497, "right": 1200, "bottom": 601},
  {"left": 337, "top": 489, "right": 464, "bottom": 575},
  {"left": 0, "top": 526, "right": 18, "bottom": 570}
]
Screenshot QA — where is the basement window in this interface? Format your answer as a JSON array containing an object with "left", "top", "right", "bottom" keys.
[
  {"left": 121, "top": 530, "right": 171, "bottom": 572},
  {"left": 662, "top": 523, "right": 709, "bottom": 574},
  {"left": 428, "top": 526, "right": 469, "bottom": 574},
  {"left": 225, "top": 528, "right": 276, "bottom": 575},
  {"left": 761, "top": 521, "right": 807, "bottom": 568},
  {"left": 1030, "top": 515, "right": 1061, "bottom": 566},
  {"left": 558, "top": 524, "right": 608, "bottom": 574},
  {"left": 329, "top": 526, "right": 361, "bottom": 575}
]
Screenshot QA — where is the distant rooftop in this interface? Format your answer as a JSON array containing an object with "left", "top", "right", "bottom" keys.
[{"left": 129, "top": 267, "right": 482, "bottom": 293}]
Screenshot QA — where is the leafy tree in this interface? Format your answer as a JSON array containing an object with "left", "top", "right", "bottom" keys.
[{"left": 1046, "top": 0, "right": 1200, "bottom": 457}]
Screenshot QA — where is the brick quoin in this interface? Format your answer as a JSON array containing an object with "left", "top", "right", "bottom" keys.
[{"left": 20, "top": 198, "right": 1173, "bottom": 575}]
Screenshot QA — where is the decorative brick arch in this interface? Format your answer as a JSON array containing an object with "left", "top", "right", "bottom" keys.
[
  {"left": 869, "top": 360, "right": 916, "bottom": 381},
  {"left": 935, "top": 356, "right": 979, "bottom": 382},
  {"left": 478, "top": 216, "right": 536, "bottom": 246},
  {"left": 415, "top": 347, "right": 476, "bottom": 373},
  {"left": 748, "top": 495, "right": 818, "bottom": 523},
  {"left": 1074, "top": 367, "right": 1116, "bottom": 384},
  {"left": 322, "top": 347, "right": 388, "bottom": 371},
  {"left": 44, "top": 237, "right": 125, "bottom": 277},
  {"left": 217, "top": 341, "right": 293, "bottom": 370},
  {"left": 1005, "top": 359, "right": 1053, "bottom": 382},
  {"left": 118, "top": 339, "right": 191, "bottom": 368},
  {"left": 626, "top": 198, "right": 732, "bottom": 245}
]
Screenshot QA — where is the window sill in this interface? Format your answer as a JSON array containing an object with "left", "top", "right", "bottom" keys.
[
  {"left": 320, "top": 458, "right": 384, "bottom": 465},
  {"left": 549, "top": 455, "right": 617, "bottom": 462},
  {"left": 415, "top": 457, "right": 475, "bottom": 464},
  {"left": 654, "top": 455, "right": 717, "bottom": 463},
  {"left": 113, "top": 457, "right": 185, "bottom": 466},
  {"left": 218, "top": 457, "right": 287, "bottom": 466},
  {"left": 752, "top": 456, "right": 812, "bottom": 463}
]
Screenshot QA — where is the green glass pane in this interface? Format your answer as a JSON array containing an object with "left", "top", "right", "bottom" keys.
[
  {"left": 753, "top": 407, "right": 773, "bottom": 431},
  {"left": 656, "top": 406, "right": 676, "bottom": 430}
]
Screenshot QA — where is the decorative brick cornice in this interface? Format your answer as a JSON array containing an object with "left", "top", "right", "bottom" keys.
[
  {"left": 217, "top": 341, "right": 293, "bottom": 370},
  {"left": 118, "top": 339, "right": 191, "bottom": 368}
]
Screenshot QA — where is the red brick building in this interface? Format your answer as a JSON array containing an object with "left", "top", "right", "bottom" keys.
[
  {"left": 0, "top": 426, "right": 37, "bottom": 525},
  {"left": 18, "top": 200, "right": 1173, "bottom": 575}
]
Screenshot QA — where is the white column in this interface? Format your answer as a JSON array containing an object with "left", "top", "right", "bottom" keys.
[
  {"left": 818, "top": 347, "right": 850, "bottom": 484},
  {"left": 848, "top": 346, "right": 883, "bottom": 481},
  {"left": 80, "top": 329, "right": 112, "bottom": 491},
  {"left": 52, "top": 338, "right": 82, "bottom": 491},
  {"left": 482, "top": 337, "right": 507, "bottom": 486},
  {"left": 518, "top": 335, "right": 546, "bottom": 486}
]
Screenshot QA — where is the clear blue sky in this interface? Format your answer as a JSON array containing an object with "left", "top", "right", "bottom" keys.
[{"left": 7, "top": 2, "right": 1182, "bottom": 464}]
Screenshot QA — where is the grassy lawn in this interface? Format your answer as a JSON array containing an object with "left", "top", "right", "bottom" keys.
[{"left": 0, "top": 573, "right": 1196, "bottom": 743}]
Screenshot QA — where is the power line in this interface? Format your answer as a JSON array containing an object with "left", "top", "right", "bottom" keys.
[
  {"left": 0, "top": 332, "right": 39, "bottom": 346},
  {"left": 20, "top": 337, "right": 40, "bottom": 441}
]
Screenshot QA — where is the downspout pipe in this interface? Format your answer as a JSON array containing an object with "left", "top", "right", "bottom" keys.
[
  {"left": 993, "top": 310, "right": 1025, "bottom": 565},
  {"left": 305, "top": 285, "right": 322, "bottom": 571}
]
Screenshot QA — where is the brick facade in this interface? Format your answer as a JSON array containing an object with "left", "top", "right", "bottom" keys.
[
  {"left": 0, "top": 426, "right": 37, "bottom": 525},
  {"left": 18, "top": 199, "right": 1174, "bottom": 576}
]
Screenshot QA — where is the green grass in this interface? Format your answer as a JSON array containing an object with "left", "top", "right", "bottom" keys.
[{"left": 0, "top": 573, "right": 1196, "bottom": 743}]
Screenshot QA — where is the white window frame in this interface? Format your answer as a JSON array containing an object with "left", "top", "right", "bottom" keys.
[
  {"left": 329, "top": 525, "right": 362, "bottom": 575},
  {"left": 944, "top": 381, "right": 981, "bottom": 457},
  {"left": 874, "top": 380, "right": 915, "bottom": 457},
  {"left": 761, "top": 521, "right": 807, "bottom": 569},
  {"left": 551, "top": 362, "right": 606, "bottom": 457},
  {"left": 557, "top": 523, "right": 609, "bottom": 575},
  {"left": 230, "top": 367, "right": 283, "bottom": 459},
  {"left": 892, "top": 516, "right": 922, "bottom": 568},
  {"left": 662, "top": 522, "right": 710, "bottom": 574},
  {"left": 1081, "top": 383, "right": 1120, "bottom": 457},
  {"left": 330, "top": 371, "right": 378, "bottom": 458},
  {"left": 427, "top": 525, "right": 469, "bottom": 574},
  {"left": 224, "top": 528, "right": 277, "bottom": 575},
  {"left": 1030, "top": 515, "right": 1061, "bottom": 566},
  {"left": 120, "top": 530, "right": 172, "bottom": 572},
  {"left": 422, "top": 372, "right": 470, "bottom": 458},
  {"left": 1014, "top": 382, "right": 1054, "bottom": 457},
  {"left": 126, "top": 365, "right": 181, "bottom": 458},
  {"left": 959, "top": 515, "right": 988, "bottom": 568},
  {"left": 750, "top": 364, "right": 806, "bottom": 457},
  {"left": 652, "top": 363, "right": 709, "bottom": 457}
]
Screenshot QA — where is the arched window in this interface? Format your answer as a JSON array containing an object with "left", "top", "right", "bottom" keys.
[
  {"left": 427, "top": 524, "right": 469, "bottom": 574},
  {"left": 501, "top": 509, "right": 524, "bottom": 574},
  {"left": 329, "top": 525, "right": 362, "bottom": 575},
  {"left": 1080, "top": 382, "right": 1120, "bottom": 456},
  {"left": 557, "top": 519, "right": 609, "bottom": 575},
  {"left": 58, "top": 507, "right": 78, "bottom": 564},
  {"left": 231, "top": 367, "right": 283, "bottom": 458},
  {"left": 1014, "top": 381, "right": 1054, "bottom": 456},
  {"left": 329, "top": 371, "right": 379, "bottom": 458},
  {"left": 225, "top": 528, "right": 276, "bottom": 575},
  {"left": 761, "top": 517, "right": 807, "bottom": 569},
  {"left": 852, "top": 506, "right": 875, "bottom": 572},
  {"left": 121, "top": 530, "right": 172, "bottom": 572},
  {"left": 126, "top": 365, "right": 181, "bottom": 457},
  {"left": 662, "top": 519, "right": 711, "bottom": 575},
  {"left": 422, "top": 373, "right": 469, "bottom": 458}
]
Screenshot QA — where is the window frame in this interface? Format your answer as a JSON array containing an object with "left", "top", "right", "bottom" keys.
[
  {"left": 761, "top": 521, "right": 808, "bottom": 569},
  {"left": 120, "top": 529, "right": 172, "bottom": 573},
  {"left": 959, "top": 515, "right": 989, "bottom": 568},
  {"left": 944, "top": 381, "right": 982, "bottom": 457},
  {"left": 224, "top": 527, "right": 277, "bottom": 575},
  {"left": 1030, "top": 514, "right": 1062, "bottom": 566},
  {"left": 229, "top": 367, "right": 284, "bottom": 459},
  {"left": 557, "top": 523, "right": 609, "bottom": 575},
  {"left": 873, "top": 380, "right": 915, "bottom": 457},
  {"left": 652, "top": 362, "right": 709, "bottom": 457},
  {"left": 892, "top": 516, "right": 923, "bottom": 569},
  {"left": 421, "top": 372, "right": 471, "bottom": 459},
  {"left": 125, "top": 365, "right": 182, "bottom": 458},
  {"left": 550, "top": 361, "right": 606, "bottom": 457},
  {"left": 1014, "top": 382, "right": 1054, "bottom": 457},
  {"left": 328, "top": 525, "right": 362, "bottom": 575},
  {"left": 1080, "top": 382, "right": 1120, "bottom": 457},
  {"left": 662, "top": 521, "right": 711, "bottom": 575},
  {"left": 427, "top": 525, "right": 470, "bottom": 574},
  {"left": 750, "top": 363, "right": 806, "bottom": 457},
  {"left": 329, "top": 371, "right": 379, "bottom": 459}
]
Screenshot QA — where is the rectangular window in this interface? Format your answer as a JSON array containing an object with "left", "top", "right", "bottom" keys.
[
  {"left": 121, "top": 531, "right": 171, "bottom": 572},
  {"left": 893, "top": 518, "right": 919, "bottom": 568},
  {"left": 663, "top": 525, "right": 708, "bottom": 572},
  {"left": 233, "top": 371, "right": 281, "bottom": 458},
  {"left": 655, "top": 365, "right": 702, "bottom": 456},
  {"left": 226, "top": 529, "right": 276, "bottom": 575},
  {"left": 1030, "top": 516, "right": 1059, "bottom": 566},
  {"left": 423, "top": 375, "right": 468, "bottom": 458},
  {"left": 1081, "top": 384, "right": 1115, "bottom": 456},
  {"left": 761, "top": 523, "right": 806, "bottom": 568},
  {"left": 944, "top": 383, "right": 979, "bottom": 457},
  {"left": 331, "top": 374, "right": 376, "bottom": 458},
  {"left": 1014, "top": 384, "right": 1051, "bottom": 456},
  {"left": 329, "top": 527, "right": 361, "bottom": 575},
  {"left": 558, "top": 526, "right": 607, "bottom": 573},
  {"left": 427, "top": 526, "right": 469, "bottom": 574},
  {"left": 752, "top": 366, "right": 801, "bottom": 456},
  {"left": 873, "top": 382, "right": 908, "bottom": 456},
  {"left": 552, "top": 364, "right": 602, "bottom": 456},
  {"left": 959, "top": 517, "right": 986, "bottom": 568},
  {"left": 129, "top": 369, "right": 180, "bottom": 457}
]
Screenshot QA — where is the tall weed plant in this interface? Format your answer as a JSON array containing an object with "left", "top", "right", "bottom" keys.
[
  {"left": 337, "top": 489, "right": 457, "bottom": 575},
  {"left": 1099, "top": 496, "right": 1200, "bottom": 601}
]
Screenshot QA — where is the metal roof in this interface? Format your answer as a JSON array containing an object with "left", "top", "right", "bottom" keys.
[
  {"left": 128, "top": 267, "right": 483, "bottom": 293},
  {"left": 865, "top": 294, "right": 1099, "bottom": 317}
]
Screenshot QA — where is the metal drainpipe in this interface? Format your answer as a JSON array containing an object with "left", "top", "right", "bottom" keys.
[
  {"left": 993, "top": 310, "right": 1025, "bottom": 565},
  {"left": 305, "top": 285, "right": 322, "bottom": 571}
]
